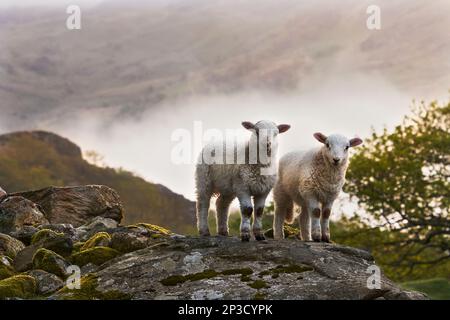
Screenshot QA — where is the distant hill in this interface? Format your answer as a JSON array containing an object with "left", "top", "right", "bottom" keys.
[
  {"left": 0, "top": 130, "right": 196, "bottom": 233},
  {"left": 0, "top": 0, "right": 449, "bottom": 129}
]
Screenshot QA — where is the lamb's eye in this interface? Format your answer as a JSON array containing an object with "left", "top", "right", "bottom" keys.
[
  {"left": 345, "top": 146, "right": 349, "bottom": 151},
  {"left": 326, "top": 143, "right": 330, "bottom": 149}
]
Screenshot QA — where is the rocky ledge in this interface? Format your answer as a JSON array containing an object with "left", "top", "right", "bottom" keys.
[{"left": 0, "top": 185, "right": 427, "bottom": 300}]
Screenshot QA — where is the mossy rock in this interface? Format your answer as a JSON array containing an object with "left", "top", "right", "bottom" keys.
[
  {"left": 127, "top": 223, "right": 172, "bottom": 239},
  {"left": 70, "top": 247, "right": 121, "bottom": 267},
  {"left": 72, "top": 242, "right": 85, "bottom": 254},
  {"left": 32, "top": 248, "right": 70, "bottom": 278},
  {"left": 264, "top": 225, "right": 300, "bottom": 239},
  {"left": 81, "top": 232, "right": 111, "bottom": 251},
  {"left": 30, "top": 229, "right": 73, "bottom": 257},
  {"left": 0, "top": 233, "right": 25, "bottom": 259},
  {"left": 0, "top": 255, "right": 15, "bottom": 280},
  {"left": 0, "top": 275, "right": 36, "bottom": 299},
  {"left": 56, "top": 274, "right": 130, "bottom": 300},
  {"left": 109, "top": 232, "right": 148, "bottom": 253},
  {"left": 161, "top": 268, "right": 254, "bottom": 286}
]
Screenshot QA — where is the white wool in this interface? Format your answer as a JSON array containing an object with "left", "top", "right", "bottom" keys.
[{"left": 273, "top": 133, "right": 361, "bottom": 241}]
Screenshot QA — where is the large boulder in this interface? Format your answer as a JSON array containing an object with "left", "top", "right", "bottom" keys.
[
  {"left": 26, "top": 270, "right": 64, "bottom": 295},
  {"left": 0, "top": 274, "right": 36, "bottom": 299},
  {"left": 13, "top": 185, "right": 123, "bottom": 227},
  {"left": 53, "top": 236, "right": 427, "bottom": 300},
  {"left": 0, "top": 233, "right": 25, "bottom": 259},
  {"left": 0, "top": 196, "right": 48, "bottom": 234}
]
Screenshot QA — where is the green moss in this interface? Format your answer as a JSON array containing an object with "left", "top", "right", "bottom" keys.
[
  {"left": 161, "top": 268, "right": 255, "bottom": 286},
  {"left": 253, "top": 292, "right": 267, "bottom": 300},
  {"left": 32, "top": 248, "right": 68, "bottom": 278},
  {"left": 0, "top": 275, "right": 36, "bottom": 299},
  {"left": 72, "top": 242, "right": 85, "bottom": 254},
  {"left": 127, "top": 223, "right": 172, "bottom": 238},
  {"left": 70, "top": 247, "right": 121, "bottom": 267},
  {"left": 81, "top": 232, "right": 111, "bottom": 251},
  {"left": 259, "top": 264, "right": 313, "bottom": 278},
  {"left": 31, "top": 229, "right": 64, "bottom": 245},
  {"left": 248, "top": 280, "right": 269, "bottom": 289},
  {"left": 264, "top": 225, "right": 300, "bottom": 239},
  {"left": 57, "top": 274, "right": 130, "bottom": 300}
]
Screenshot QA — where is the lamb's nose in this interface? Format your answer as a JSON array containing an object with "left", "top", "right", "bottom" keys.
[{"left": 333, "top": 158, "right": 340, "bottom": 164}]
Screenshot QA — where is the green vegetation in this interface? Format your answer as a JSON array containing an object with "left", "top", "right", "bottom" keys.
[
  {"left": 402, "top": 278, "right": 450, "bottom": 300},
  {"left": 341, "top": 100, "right": 450, "bottom": 282},
  {"left": 31, "top": 229, "right": 63, "bottom": 245},
  {"left": 0, "top": 132, "right": 194, "bottom": 233}
]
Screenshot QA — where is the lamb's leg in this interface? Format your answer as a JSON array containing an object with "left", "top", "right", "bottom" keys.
[
  {"left": 216, "top": 195, "right": 234, "bottom": 236},
  {"left": 299, "top": 205, "right": 311, "bottom": 241},
  {"left": 308, "top": 199, "right": 322, "bottom": 242},
  {"left": 321, "top": 202, "right": 333, "bottom": 243},
  {"left": 196, "top": 193, "right": 212, "bottom": 237},
  {"left": 253, "top": 193, "right": 269, "bottom": 241},
  {"left": 273, "top": 189, "right": 293, "bottom": 240},
  {"left": 237, "top": 193, "right": 253, "bottom": 242}
]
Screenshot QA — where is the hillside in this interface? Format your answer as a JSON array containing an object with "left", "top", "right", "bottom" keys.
[
  {"left": 0, "top": 0, "right": 449, "bottom": 130},
  {"left": 0, "top": 131, "right": 196, "bottom": 233}
]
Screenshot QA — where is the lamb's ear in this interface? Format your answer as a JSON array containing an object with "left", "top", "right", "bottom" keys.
[
  {"left": 242, "top": 121, "right": 255, "bottom": 130},
  {"left": 349, "top": 137, "right": 363, "bottom": 147},
  {"left": 278, "top": 124, "right": 291, "bottom": 133},
  {"left": 313, "top": 132, "right": 327, "bottom": 144}
]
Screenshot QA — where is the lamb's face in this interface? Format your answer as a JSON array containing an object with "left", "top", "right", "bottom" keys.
[
  {"left": 242, "top": 120, "right": 290, "bottom": 148},
  {"left": 314, "top": 132, "right": 363, "bottom": 167}
]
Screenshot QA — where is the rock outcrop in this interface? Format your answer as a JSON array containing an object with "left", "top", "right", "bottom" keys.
[
  {"left": 13, "top": 185, "right": 123, "bottom": 227},
  {"left": 0, "top": 184, "right": 427, "bottom": 300},
  {"left": 0, "top": 196, "right": 48, "bottom": 234}
]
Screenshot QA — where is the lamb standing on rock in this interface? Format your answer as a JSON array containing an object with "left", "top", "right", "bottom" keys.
[
  {"left": 273, "top": 132, "right": 363, "bottom": 242},
  {"left": 195, "top": 120, "right": 290, "bottom": 241}
]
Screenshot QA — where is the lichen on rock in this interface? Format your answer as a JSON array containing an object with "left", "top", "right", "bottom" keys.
[
  {"left": 0, "top": 233, "right": 25, "bottom": 259},
  {"left": 55, "top": 274, "right": 129, "bottom": 300}
]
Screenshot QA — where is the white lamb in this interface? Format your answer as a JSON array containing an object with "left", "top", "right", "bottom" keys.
[
  {"left": 195, "top": 120, "right": 290, "bottom": 241},
  {"left": 273, "top": 132, "right": 363, "bottom": 242}
]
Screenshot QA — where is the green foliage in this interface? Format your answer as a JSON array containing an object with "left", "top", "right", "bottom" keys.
[
  {"left": 401, "top": 278, "right": 450, "bottom": 300},
  {"left": 343, "top": 100, "right": 450, "bottom": 281},
  {"left": 0, "top": 132, "right": 194, "bottom": 234}
]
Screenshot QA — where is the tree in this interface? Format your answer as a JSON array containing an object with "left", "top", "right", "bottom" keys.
[{"left": 345, "top": 100, "right": 449, "bottom": 279}]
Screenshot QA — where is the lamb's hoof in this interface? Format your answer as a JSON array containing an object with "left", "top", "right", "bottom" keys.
[
  {"left": 312, "top": 233, "right": 322, "bottom": 242},
  {"left": 218, "top": 231, "right": 229, "bottom": 237},
  {"left": 321, "top": 235, "right": 331, "bottom": 243},
  {"left": 241, "top": 234, "right": 251, "bottom": 242},
  {"left": 255, "top": 234, "right": 266, "bottom": 241},
  {"left": 199, "top": 230, "right": 211, "bottom": 237}
]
